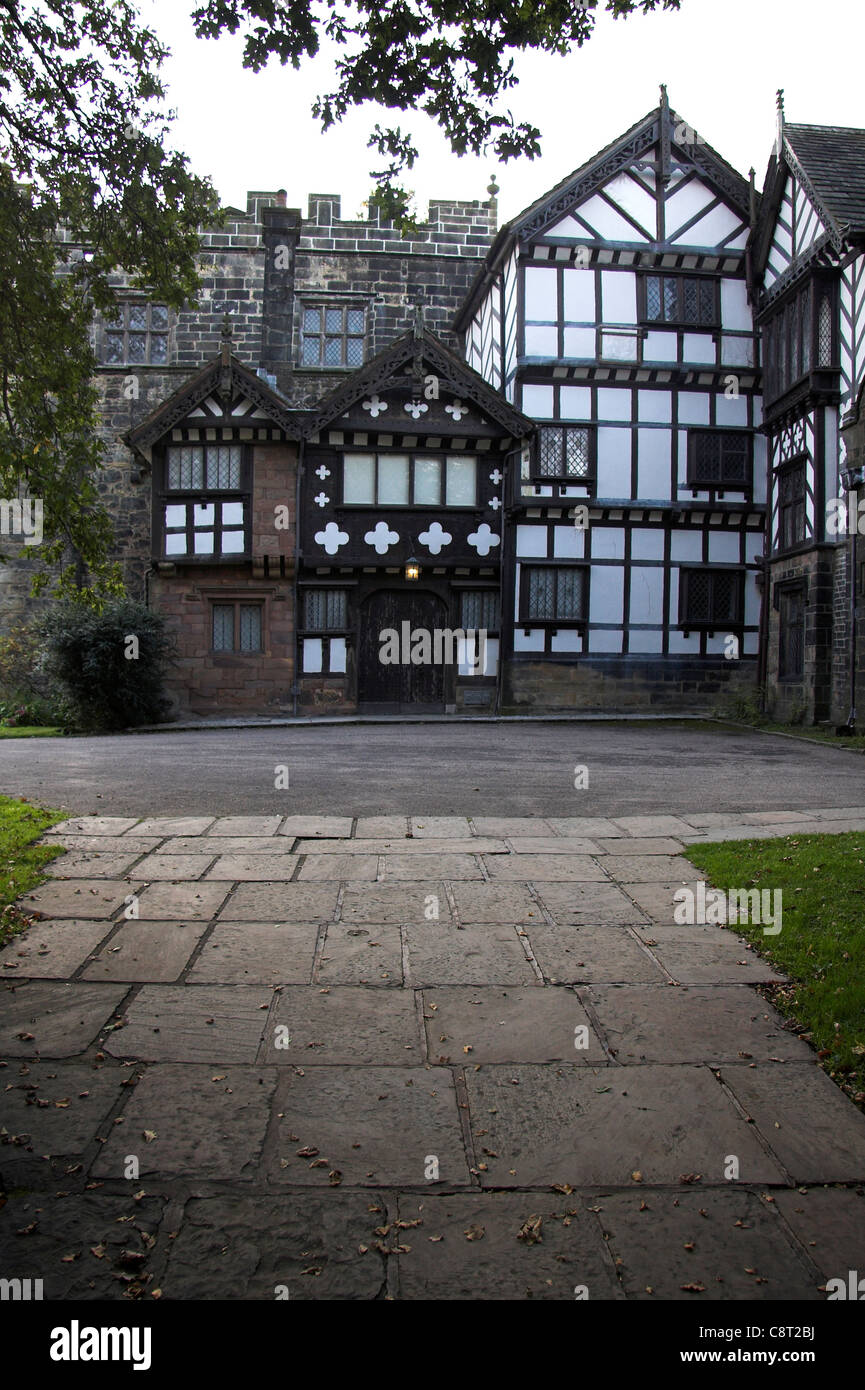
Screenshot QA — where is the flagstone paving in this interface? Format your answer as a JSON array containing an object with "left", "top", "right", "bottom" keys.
[{"left": 2, "top": 806, "right": 865, "bottom": 1300}]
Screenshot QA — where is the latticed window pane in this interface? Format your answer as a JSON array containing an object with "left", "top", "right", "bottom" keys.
[
  {"left": 779, "top": 589, "right": 805, "bottom": 678},
  {"left": 150, "top": 305, "right": 169, "bottom": 331},
  {"left": 303, "top": 308, "right": 321, "bottom": 332},
  {"left": 167, "top": 446, "right": 204, "bottom": 490},
  {"left": 128, "top": 334, "right": 147, "bottom": 363},
  {"left": 801, "top": 292, "right": 811, "bottom": 373},
  {"left": 527, "top": 568, "right": 556, "bottom": 620},
  {"left": 818, "top": 291, "right": 832, "bottom": 364},
  {"left": 324, "top": 337, "right": 341, "bottom": 366},
  {"left": 239, "top": 606, "right": 262, "bottom": 652},
  {"left": 683, "top": 279, "right": 699, "bottom": 323},
  {"left": 713, "top": 573, "right": 737, "bottom": 622},
  {"left": 212, "top": 605, "right": 234, "bottom": 651},
  {"left": 304, "top": 590, "right": 347, "bottom": 629},
  {"left": 304, "top": 591, "right": 324, "bottom": 629},
  {"left": 206, "top": 445, "right": 241, "bottom": 490},
  {"left": 104, "top": 333, "right": 124, "bottom": 364},
  {"left": 461, "top": 591, "right": 500, "bottom": 631},
  {"left": 663, "top": 277, "right": 678, "bottom": 320},
  {"left": 646, "top": 277, "right": 662, "bottom": 321},
  {"left": 325, "top": 308, "right": 343, "bottom": 333},
  {"left": 564, "top": 428, "right": 590, "bottom": 477},
  {"left": 325, "top": 590, "right": 347, "bottom": 628},
  {"left": 686, "top": 571, "right": 711, "bottom": 623},
  {"left": 301, "top": 336, "right": 320, "bottom": 365},
  {"left": 538, "top": 428, "right": 564, "bottom": 476},
  {"left": 150, "top": 335, "right": 168, "bottom": 364},
  {"left": 556, "top": 568, "right": 584, "bottom": 619},
  {"left": 128, "top": 305, "right": 148, "bottom": 331},
  {"left": 699, "top": 280, "right": 715, "bottom": 322},
  {"left": 347, "top": 308, "right": 365, "bottom": 335},
  {"left": 346, "top": 337, "right": 364, "bottom": 366}
]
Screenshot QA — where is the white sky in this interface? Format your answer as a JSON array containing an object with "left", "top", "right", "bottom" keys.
[{"left": 144, "top": 0, "right": 863, "bottom": 225}]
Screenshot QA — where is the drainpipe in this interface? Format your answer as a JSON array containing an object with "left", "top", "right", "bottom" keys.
[
  {"left": 840, "top": 462, "right": 863, "bottom": 730},
  {"left": 293, "top": 435, "right": 304, "bottom": 718},
  {"left": 755, "top": 552, "right": 769, "bottom": 714}
]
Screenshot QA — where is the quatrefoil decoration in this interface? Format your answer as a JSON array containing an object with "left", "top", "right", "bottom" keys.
[
  {"left": 315, "top": 521, "right": 349, "bottom": 555},
  {"left": 489, "top": 468, "right": 503, "bottom": 485},
  {"left": 418, "top": 521, "right": 452, "bottom": 555},
  {"left": 404, "top": 400, "right": 429, "bottom": 420},
  {"left": 445, "top": 399, "right": 469, "bottom": 421},
  {"left": 364, "top": 520, "right": 400, "bottom": 554},
  {"left": 362, "top": 395, "right": 388, "bottom": 419},
  {"left": 467, "top": 523, "right": 500, "bottom": 557},
  {"left": 314, "top": 492, "right": 329, "bottom": 508},
  {"left": 315, "top": 464, "right": 331, "bottom": 480}
]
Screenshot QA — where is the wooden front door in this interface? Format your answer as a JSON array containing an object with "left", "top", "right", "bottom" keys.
[{"left": 358, "top": 589, "right": 447, "bottom": 711}]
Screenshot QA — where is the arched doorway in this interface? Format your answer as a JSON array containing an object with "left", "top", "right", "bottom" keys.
[{"left": 358, "top": 589, "right": 447, "bottom": 712}]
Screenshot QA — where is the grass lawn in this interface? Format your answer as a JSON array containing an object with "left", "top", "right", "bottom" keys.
[
  {"left": 687, "top": 831, "right": 865, "bottom": 1108},
  {"left": 0, "top": 726, "right": 63, "bottom": 738},
  {"left": 0, "top": 794, "right": 66, "bottom": 949}
]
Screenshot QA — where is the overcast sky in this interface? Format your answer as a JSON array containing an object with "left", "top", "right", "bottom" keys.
[{"left": 145, "top": 0, "right": 862, "bottom": 225}]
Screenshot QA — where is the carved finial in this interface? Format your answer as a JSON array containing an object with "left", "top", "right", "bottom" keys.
[
  {"left": 775, "top": 89, "right": 785, "bottom": 158},
  {"left": 487, "top": 175, "right": 499, "bottom": 199},
  {"left": 413, "top": 300, "right": 424, "bottom": 340},
  {"left": 660, "top": 83, "right": 668, "bottom": 108},
  {"left": 220, "top": 313, "right": 232, "bottom": 366},
  {"left": 749, "top": 168, "right": 757, "bottom": 227},
  {"left": 658, "top": 84, "right": 671, "bottom": 187},
  {"left": 776, "top": 88, "right": 785, "bottom": 116}
]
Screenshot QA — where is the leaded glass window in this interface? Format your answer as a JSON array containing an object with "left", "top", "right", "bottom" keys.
[
  {"left": 643, "top": 275, "right": 717, "bottom": 326},
  {"left": 211, "top": 602, "right": 262, "bottom": 653},
  {"left": 778, "top": 461, "right": 807, "bottom": 551},
  {"left": 779, "top": 587, "right": 805, "bottom": 679},
  {"left": 460, "top": 591, "right": 500, "bottom": 631},
  {"left": 100, "top": 302, "right": 169, "bottom": 365},
  {"left": 304, "top": 589, "right": 348, "bottom": 630},
  {"left": 690, "top": 431, "right": 751, "bottom": 487},
  {"left": 341, "top": 453, "right": 476, "bottom": 506},
  {"left": 680, "top": 568, "right": 743, "bottom": 627},
  {"left": 301, "top": 304, "right": 365, "bottom": 367},
  {"left": 537, "top": 428, "right": 592, "bottom": 479},
  {"left": 525, "top": 567, "right": 587, "bottom": 621}
]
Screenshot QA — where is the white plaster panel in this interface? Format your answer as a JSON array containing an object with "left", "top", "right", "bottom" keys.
[
  {"left": 563, "top": 326, "right": 596, "bottom": 357},
  {"left": 513, "top": 629, "right": 546, "bottom": 653},
  {"left": 596, "top": 427, "right": 632, "bottom": 496},
  {"left": 516, "top": 525, "right": 548, "bottom": 558},
  {"left": 524, "top": 266, "right": 557, "bottom": 320},
  {"left": 708, "top": 532, "right": 740, "bottom": 563},
  {"left": 588, "top": 630, "right": 623, "bottom": 653},
  {"left": 714, "top": 394, "right": 748, "bottom": 426},
  {"left": 721, "top": 336, "right": 754, "bottom": 367},
  {"left": 667, "top": 629, "right": 700, "bottom": 654},
  {"left": 590, "top": 528, "right": 625, "bottom": 560},
  {"left": 601, "top": 270, "right": 638, "bottom": 324},
  {"left": 628, "top": 629, "right": 664, "bottom": 653},
  {"left": 589, "top": 566, "right": 624, "bottom": 624},
  {"left": 638, "top": 390, "right": 672, "bottom": 423},
  {"left": 637, "top": 428, "right": 672, "bottom": 499},
  {"left": 563, "top": 267, "right": 596, "bottom": 321},
  {"left": 525, "top": 325, "right": 557, "bottom": 355},
  {"left": 521, "top": 384, "right": 555, "bottom": 419},
  {"left": 554, "top": 525, "right": 584, "bottom": 559},
  {"left": 670, "top": 532, "right": 703, "bottom": 562},
  {"left": 629, "top": 566, "right": 664, "bottom": 625},
  {"left": 303, "top": 638, "right": 323, "bottom": 673},
  {"left": 329, "top": 637, "right": 347, "bottom": 674},
  {"left": 559, "top": 385, "right": 592, "bottom": 420},
  {"left": 630, "top": 529, "right": 665, "bottom": 561},
  {"left": 597, "top": 388, "right": 633, "bottom": 421},
  {"left": 720, "top": 278, "right": 751, "bottom": 331},
  {"left": 683, "top": 333, "right": 716, "bottom": 364},
  {"left": 643, "top": 330, "right": 678, "bottom": 362},
  {"left": 677, "top": 393, "right": 710, "bottom": 425},
  {"left": 550, "top": 630, "right": 583, "bottom": 653},
  {"left": 578, "top": 193, "right": 648, "bottom": 241}
]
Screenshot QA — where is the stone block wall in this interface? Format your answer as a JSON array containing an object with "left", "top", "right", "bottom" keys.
[
  {"left": 764, "top": 549, "right": 835, "bottom": 724},
  {"left": 503, "top": 655, "right": 758, "bottom": 715}
]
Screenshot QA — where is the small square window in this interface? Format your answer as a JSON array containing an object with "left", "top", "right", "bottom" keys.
[{"left": 301, "top": 304, "right": 366, "bottom": 368}]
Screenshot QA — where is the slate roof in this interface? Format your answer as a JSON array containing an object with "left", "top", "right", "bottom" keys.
[{"left": 784, "top": 123, "right": 865, "bottom": 239}]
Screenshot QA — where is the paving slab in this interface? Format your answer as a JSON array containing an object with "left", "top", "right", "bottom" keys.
[
  {"left": 130, "top": 880, "right": 231, "bottom": 921},
  {"left": 464, "top": 1065, "right": 785, "bottom": 1187},
  {"left": 470, "top": 817, "right": 555, "bottom": 837},
  {"left": 47, "top": 817, "right": 140, "bottom": 837},
  {"left": 802, "top": 806, "right": 865, "bottom": 820},
  {"left": 0, "top": 981, "right": 128, "bottom": 1057},
  {"left": 18, "top": 878, "right": 132, "bottom": 920},
  {"left": 420, "top": 986, "right": 605, "bottom": 1063},
  {"left": 355, "top": 816, "right": 411, "bottom": 837},
  {"left": 297, "top": 854, "right": 379, "bottom": 881},
  {"left": 619, "top": 879, "right": 706, "bottom": 923},
  {"left": 410, "top": 816, "right": 472, "bottom": 838},
  {"left": 0, "top": 1060, "right": 135, "bottom": 1170},
  {"left": 262, "top": 986, "right": 422, "bottom": 1065},
  {"left": 774, "top": 1188, "right": 865, "bottom": 1282},
  {"left": 532, "top": 882, "right": 649, "bottom": 926},
  {"left": 594, "top": 1189, "right": 820, "bottom": 1300},
  {"left": 267, "top": 1066, "right": 469, "bottom": 1186},
  {"left": 205, "top": 816, "right": 283, "bottom": 836},
  {"left": 613, "top": 815, "right": 696, "bottom": 837},
  {"left": 719, "top": 1062, "right": 865, "bottom": 1182},
  {"left": 586, "top": 985, "right": 808, "bottom": 1064},
  {"left": 187, "top": 922, "right": 318, "bottom": 985},
  {"left": 156, "top": 836, "right": 298, "bottom": 856},
  {"left": 525, "top": 924, "right": 667, "bottom": 985},
  {"left": 602, "top": 855, "right": 703, "bottom": 883},
  {"left": 486, "top": 854, "right": 607, "bottom": 882},
  {"left": 746, "top": 810, "right": 824, "bottom": 824},
  {"left": 0, "top": 919, "right": 114, "bottom": 979},
  {"left": 317, "top": 922, "right": 403, "bottom": 985},
  {"left": 545, "top": 817, "right": 625, "bottom": 838},
  {"left": 104, "top": 985, "right": 273, "bottom": 1062},
  {"left": 501, "top": 837, "right": 602, "bottom": 855},
  {"left": 81, "top": 920, "right": 206, "bottom": 983},
  {"left": 383, "top": 853, "right": 484, "bottom": 881},
  {"left": 44, "top": 851, "right": 144, "bottom": 879},
  {"left": 450, "top": 883, "right": 540, "bottom": 924},
  {"left": 160, "top": 1194, "right": 385, "bottom": 1300},
  {"left": 131, "top": 854, "right": 217, "bottom": 880},
  {"left": 0, "top": 1193, "right": 165, "bottom": 1300},
  {"left": 278, "top": 816, "right": 353, "bottom": 838},
  {"left": 93, "top": 1064, "right": 277, "bottom": 1180},
  {"left": 39, "top": 835, "right": 163, "bottom": 855},
  {"left": 219, "top": 881, "right": 338, "bottom": 921},
  {"left": 205, "top": 853, "right": 301, "bottom": 880},
  {"left": 395, "top": 1193, "right": 623, "bottom": 1300},
  {"left": 592, "top": 838, "right": 685, "bottom": 856},
  {"left": 294, "top": 836, "right": 505, "bottom": 854},
  {"left": 133, "top": 817, "right": 216, "bottom": 836},
  {"left": 407, "top": 924, "right": 538, "bottom": 988},
  {"left": 340, "top": 883, "right": 450, "bottom": 924},
  {"left": 678, "top": 812, "right": 757, "bottom": 829},
  {"left": 632, "top": 924, "right": 787, "bottom": 985}
]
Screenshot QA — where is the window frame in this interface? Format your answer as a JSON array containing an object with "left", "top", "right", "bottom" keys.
[
  {"left": 638, "top": 273, "right": 719, "bottom": 329},
  {"left": 459, "top": 589, "right": 501, "bottom": 634},
  {"left": 98, "top": 299, "right": 170, "bottom": 366},
  {"left": 299, "top": 301, "right": 366, "bottom": 369},
  {"left": 301, "top": 588, "right": 350, "bottom": 633},
  {"left": 775, "top": 457, "right": 808, "bottom": 554},
  {"left": 776, "top": 583, "right": 806, "bottom": 681},
  {"left": 210, "top": 599, "right": 264, "bottom": 655},
  {"left": 762, "top": 275, "right": 836, "bottom": 407},
  {"left": 158, "top": 443, "right": 251, "bottom": 563},
  {"left": 686, "top": 428, "right": 753, "bottom": 491},
  {"left": 519, "top": 563, "right": 589, "bottom": 628},
  {"left": 533, "top": 425, "right": 597, "bottom": 484},
  {"left": 340, "top": 451, "right": 478, "bottom": 508},
  {"left": 678, "top": 566, "right": 745, "bottom": 632}
]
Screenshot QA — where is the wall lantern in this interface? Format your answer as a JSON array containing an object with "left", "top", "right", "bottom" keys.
[{"left": 405, "top": 556, "right": 421, "bottom": 581}]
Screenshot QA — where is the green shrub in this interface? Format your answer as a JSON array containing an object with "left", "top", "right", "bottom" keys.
[
  {"left": 39, "top": 599, "right": 176, "bottom": 731},
  {"left": 0, "top": 623, "right": 63, "bottom": 725}
]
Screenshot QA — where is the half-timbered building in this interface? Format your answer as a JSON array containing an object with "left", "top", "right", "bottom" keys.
[{"left": 5, "top": 90, "right": 865, "bottom": 726}]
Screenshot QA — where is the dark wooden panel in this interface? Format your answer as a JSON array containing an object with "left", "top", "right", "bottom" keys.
[{"left": 358, "top": 589, "right": 447, "bottom": 711}]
